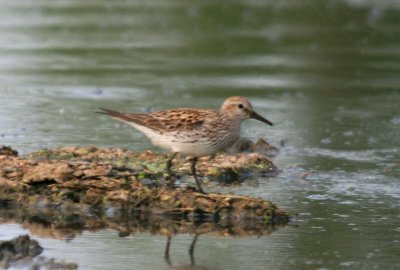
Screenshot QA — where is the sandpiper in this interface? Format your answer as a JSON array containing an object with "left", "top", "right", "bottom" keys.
[{"left": 98, "top": 96, "right": 273, "bottom": 193}]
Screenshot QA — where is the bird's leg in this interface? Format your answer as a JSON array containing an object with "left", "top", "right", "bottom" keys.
[
  {"left": 191, "top": 157, "right": 205, "bottom": 193},
  {"left": 165, "top": 152, "right": 178, "bottom": 189},
  {"left": 164, "top": 236, "right": 172, "bottom": 266},
  {"left": 189, "top": 234, "right": 199, "bottom": 265}
]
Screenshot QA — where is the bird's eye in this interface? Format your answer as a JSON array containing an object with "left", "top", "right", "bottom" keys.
[{"left": 238, "top": 104, "right": 244, "bottom": 109}]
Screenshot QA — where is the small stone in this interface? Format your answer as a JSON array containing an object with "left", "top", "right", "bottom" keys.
[{"left": 0, "top": 146, "right": 18, "bottom": 157}]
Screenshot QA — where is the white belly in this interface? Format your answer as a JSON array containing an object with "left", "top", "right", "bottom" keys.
[
  {"left": 126, "top": 121, "right": 239, "bottom": 157},
  {"left": 151, "top": 133, "right": 218, "bottom": 156}
]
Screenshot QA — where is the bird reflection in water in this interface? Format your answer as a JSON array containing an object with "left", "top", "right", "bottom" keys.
[{"left": 164, "top": 234, "right": 209, "bottom": 270}]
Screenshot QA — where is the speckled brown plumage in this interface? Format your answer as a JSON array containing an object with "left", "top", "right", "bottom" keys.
[
  {"left": 98, "top": 96, "right": 273, "bottom": 193},
  {"left": 99, "top": 108, "right": 217, "bottom": 133}
]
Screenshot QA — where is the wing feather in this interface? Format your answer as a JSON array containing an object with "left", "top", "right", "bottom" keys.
[{"left": 97, "top": 108, "right": 218, "bottom": 133}]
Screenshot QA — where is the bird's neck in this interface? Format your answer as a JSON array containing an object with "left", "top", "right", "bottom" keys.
[{"left": 220, "top": 113, "right": 242, "bottom": 132}]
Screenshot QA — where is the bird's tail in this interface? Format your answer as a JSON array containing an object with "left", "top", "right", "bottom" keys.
[
  {"left": 96, "top": 108, "right": 124, "bottom": 117},
  {"left": 96, "top": 108, "right": 148, "bottom": 126}
]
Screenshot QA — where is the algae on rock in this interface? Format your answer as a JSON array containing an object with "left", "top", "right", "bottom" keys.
[{"left": 0, "top": 145, "right": 288, "bottom": 225}]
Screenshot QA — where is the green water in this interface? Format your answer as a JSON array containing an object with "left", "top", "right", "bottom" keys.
[{"left": 1, "top": 0, "right": 400, "bottom": 269}]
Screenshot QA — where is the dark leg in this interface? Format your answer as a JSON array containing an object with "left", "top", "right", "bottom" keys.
[
  {"left": 166, "top": 152, "right": 178, "bottom": 189},
  {"left": 189, "top": 234, "right": 199, "bottom": 265},
  {"left": 164, "top": 236, "right": 172, "bottom": 266},
  {"left": 191, "top": 157, "right": 205, "bottom": 193}
]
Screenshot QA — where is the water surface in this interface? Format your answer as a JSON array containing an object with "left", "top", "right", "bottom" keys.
[{"left": 1, "top": 0, "right": 400, "bottom": 269}]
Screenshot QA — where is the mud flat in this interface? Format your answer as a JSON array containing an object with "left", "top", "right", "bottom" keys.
[{"left": 0, "top": 143, "right": 289, "bottom": 227}]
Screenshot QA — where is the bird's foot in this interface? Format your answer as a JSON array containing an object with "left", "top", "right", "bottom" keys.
[{"left": 162, "top": 174, "right": 176, "bottom": 190}]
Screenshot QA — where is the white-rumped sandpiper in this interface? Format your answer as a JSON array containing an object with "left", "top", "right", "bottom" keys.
[{"left": 98, "top": 96, "right": 273, "bottom": 193}]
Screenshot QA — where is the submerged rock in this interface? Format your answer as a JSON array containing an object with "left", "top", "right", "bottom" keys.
[
  {"left": 0, "top": 235, "right": 43, "bottom": 266},
  {"left": 233, "top": 138, "right": 279, "bottom": 157},
  {"left": 31, "top": 257, "right": 78, "bottom": 270},
  {"left": 0, "top": 233, "right": 77, "bottom": 269}
]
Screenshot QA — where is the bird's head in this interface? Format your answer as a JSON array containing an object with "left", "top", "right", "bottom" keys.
[{"left": 220, "top": 96, "right": 273, "bottom": 125}]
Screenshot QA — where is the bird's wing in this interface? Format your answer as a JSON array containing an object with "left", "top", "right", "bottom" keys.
[{"left": 98, "top": 108, "right": 217, "bottom": 133}]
